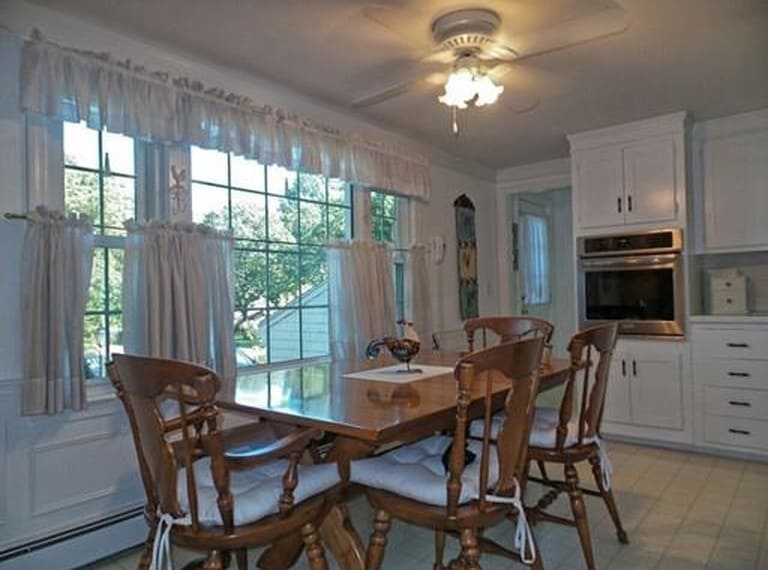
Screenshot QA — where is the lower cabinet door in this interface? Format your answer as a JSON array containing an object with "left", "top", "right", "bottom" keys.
[
  {"left": 629, "top": 349, "right": 684, "bottom": 430},
  {"left": 603, "top": 351, "right": 632, "bottom": 423}
]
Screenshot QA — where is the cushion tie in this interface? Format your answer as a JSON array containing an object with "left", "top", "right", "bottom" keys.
[
  {"left": 484, "top": 478, "right": 536, "bottom": 564},
  {"left": 596, "top": 437, "right": 613, "bottom": 491},
  {"left": 150, "top": 510, "right": 192, "bottom": 570}
]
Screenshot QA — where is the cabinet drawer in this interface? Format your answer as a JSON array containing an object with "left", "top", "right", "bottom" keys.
[
  {"left": 703, "top": 415, "right": 768, "bottom": 451},
  {"left": 703, "top": 387, "right": 768, "bottom": 419},
  {"left": 694, "top": 328, "right": 768, "bottom": 360},
  {"left": 695, "top": 359, "right": 768, "bottom": 389}
]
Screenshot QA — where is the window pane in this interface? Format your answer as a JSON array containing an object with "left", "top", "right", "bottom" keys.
[
  {"left": 382, "top": 194, "right": 397, "bottom": 217},
  {"left": 84, "top": 314, "right": 106, "bottom": 381},
  {"left": 108, "top": 249, "right": 124, "bottom": 312},
  {"left": 234, "top": 249, "right": 267, "bottom": 309},
  {"left": 234, "top": 309, "right": 267, "bottom": 366},
  {"left": 266, "top": 165, "right": 297, "bottom": 196},
  {"left": 231, "top": 190, "right": 266, "bottom": 240},
  {"left": 328, "top": 179, "right": 349, "bottom": 205},
  {"left": 87, "top": 248, "right": 106, "bottom": 312},
  {"left": 109, "top": 313, "right": 123, "bottom": 358},
  {"left": 300, "top": 246, "right": 326, "bottom": 297},
  {"left": 301, "top": 308, "right": 329, "bottom": 358},
  {"left": 65, "top": 169, "right": 100, "bottom": 222},
  {"left": 268, "top": 251, "right": 299, "bottom": 307},
  {"left": 63, "top": 121, "right": 99, "bottom": 170},
  {"left": 328, "top": 206, "right": 350, "bottom": 240},
  {"left": 267, "top": 309, "right": 300, "bottom": 363},
  {"left": 191, "top": 146, "right": 228, "bottom": 185},
  {"left": 299, "top": 172, "right": 325, "bottom": 201},
  {"left": 102, "top": 131, "right": 135, "bottom": 175},
  {"left": 299, "top": 201, "right": 327, "bottom": 244},
  {"left": 191, "top": 182, "right": 229, "bottom": 229},
  {"left": 103, "top": 175, "right": 135, "bottom": 234},
  {"left": 267, "top": 196, "right": 298, "bottom": 243},
  {"left": 231, "top": 154, "right": 264, "bottom": 191}
]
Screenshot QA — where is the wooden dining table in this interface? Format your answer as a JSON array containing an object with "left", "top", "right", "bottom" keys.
[{"left": 217, "top": 350, "right": 574, "bottom": 570}]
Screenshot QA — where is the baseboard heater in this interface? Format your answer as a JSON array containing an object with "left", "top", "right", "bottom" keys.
[{"left": 0, "top": 506, "right": 145, "bottom": 569}]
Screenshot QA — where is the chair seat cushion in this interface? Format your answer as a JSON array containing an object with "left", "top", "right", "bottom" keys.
[
  {"left": 469, "top": 407, "right": 596, "bottom": 449},
  {"left": 178, "top": 458, "right": 340, "bottom": 526},
  {"left": 350, "top": 435, "right": 498, "bottom": 507}
]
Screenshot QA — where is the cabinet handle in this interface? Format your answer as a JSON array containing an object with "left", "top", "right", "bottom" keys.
[
  {"left": 617, "top": 197, "right": 622, "bottom": 213},
  {"left": 728, "top": 428, "right": 751, "bottom": 436},
  {"left": 627, "top": 195, "right": 633, "bottom": 212},
  {"left": 621, "top": 359, "right": 626, "bottom": 377},
  {"left": 726, "top": 342, "right": 749, "bottom": 348},
  {"left": 728, "top": 401, "right": 752, "bottom": 407},
  {"left": 724, "top": 281, "right": 732, "bottom": 287},
  {"left": 727, "top": 372, "right": 751, "bottom": 377},
  {"left": 632, "top": 359, "right": 637, "bottom": 377}
]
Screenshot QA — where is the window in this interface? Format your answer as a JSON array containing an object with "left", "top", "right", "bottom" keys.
[
  {"left": 190, "top": 147, "right": 352, "bottom": 367},
  {"left": 370, "top": 191, "right": 406, "bottom": 321},
  {"left": 63, "top": 121, "right": 137, "bottom": 380},
  {"left": 520, "top": 213, "right": 550, "bottom": 305}
]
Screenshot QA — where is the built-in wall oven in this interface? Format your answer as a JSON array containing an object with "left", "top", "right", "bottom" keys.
[{"left": 578, "top": 229, "right": 685, "bottom": 337}]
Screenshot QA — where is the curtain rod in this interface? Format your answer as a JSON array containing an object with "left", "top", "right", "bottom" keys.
[{"left": 3, "top": 213, "right": 27, "bottom": 220}]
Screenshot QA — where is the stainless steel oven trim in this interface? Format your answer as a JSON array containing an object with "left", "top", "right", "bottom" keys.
[
  {"left": 577, "top": 251, "right": 685, "bottom": 337},
  {"left": 578, "top": 228, "right": 683, "bottom": 258}
]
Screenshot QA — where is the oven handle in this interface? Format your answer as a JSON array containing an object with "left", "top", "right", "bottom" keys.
[{"left": 580, "top": 254, "right": 680, "bottom": 268}]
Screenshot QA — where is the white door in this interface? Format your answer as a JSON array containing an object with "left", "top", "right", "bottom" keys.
[
  {"left": 574, "top": 148, "right": 624, "bottom": 229},
  {"left": 628, "top": 345, "right": 684, "bottom": 430},
  {"left": 623, "top": 139, "right": 678, "bottom": 225},
  {"left": 603, "top": 349, "right": 632, "bottom": 424}
]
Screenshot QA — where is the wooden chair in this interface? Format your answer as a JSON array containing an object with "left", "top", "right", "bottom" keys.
[
  {"left": 525, "top": 323, "right": 628, "bottom": 570},
  {"left": 350, "top": 337, "right": 545, "bottom": 570},
  {"left": 464, "top": 316, "right": 554, "bottom": 352},
  {"left": 108, "top": 354, "right": 341, "bottom": 570}
]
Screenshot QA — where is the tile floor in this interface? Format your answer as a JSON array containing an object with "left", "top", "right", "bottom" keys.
[{"left": 84, "top": 441, "right": 768, "bottom": 570}]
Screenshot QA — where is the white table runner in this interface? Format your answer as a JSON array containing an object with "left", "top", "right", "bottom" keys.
[{"left": 343, "top": 364, "right": 454, "bottom": 384}]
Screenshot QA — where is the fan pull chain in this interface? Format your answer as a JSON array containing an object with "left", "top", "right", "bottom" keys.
[{"left": 452, "top": 106, "right": 460, "bottom": 136}]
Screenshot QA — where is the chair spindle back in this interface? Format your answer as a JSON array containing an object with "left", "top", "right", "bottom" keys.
[
  {"left": 446, "top": 337, "right": 544, "bottom": 517},
  {"left": 464, "top": 316, "right": 554, "bottom": 352}
]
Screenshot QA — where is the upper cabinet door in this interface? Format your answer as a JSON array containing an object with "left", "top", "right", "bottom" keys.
[
  {"left": 574, "top": 148, "right": 625, "bottom": 229},
  {"left": 623, "top": 139, "right": 678, "bottom": 225},
  {"left": 703, "top": 131, "right": 768, "bottom": 250}
]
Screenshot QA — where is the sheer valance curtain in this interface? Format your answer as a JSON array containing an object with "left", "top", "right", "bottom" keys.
[
  {"left": 407, "top": 244, "right": 433, "bottom": 345},
  {"left": 122, "top": 221, "right": 236, "bottom": 383},
  {"left": 327, "top": 241, "right": 396, "bottom": 360},
  {"left": 21, "top": 207, "right": 94, "bottom": 415},
  {"left": 19, "top": 33, "right": 432, "bottom": 200}
]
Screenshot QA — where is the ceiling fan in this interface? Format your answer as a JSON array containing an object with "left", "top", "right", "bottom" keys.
[{"left": 352, "top": 2, "right": 629, "bottom": 135}]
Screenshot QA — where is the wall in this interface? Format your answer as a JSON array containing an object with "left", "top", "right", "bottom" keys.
[{"left": 0, "top": 1, "right": 498, "bottom": 562}]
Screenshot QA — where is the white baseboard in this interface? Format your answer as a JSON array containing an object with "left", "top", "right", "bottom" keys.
[{"left": 0, "top": 513, "right": 145, "bottom": 570}]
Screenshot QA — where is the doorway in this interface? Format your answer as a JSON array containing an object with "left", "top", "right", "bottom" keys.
[{"left": 509, "top": 187, "right": 575, "bottom": 357}]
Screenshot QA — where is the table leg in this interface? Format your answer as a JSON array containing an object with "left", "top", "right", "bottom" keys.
[{"left": 258, "top": 437, "right": 376, "bottom": 570}]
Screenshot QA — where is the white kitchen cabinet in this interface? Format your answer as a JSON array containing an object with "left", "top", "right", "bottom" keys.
[
  {"left": 698, "top": 123, "right": 768, "bottom": 251},
  {"left": 622, "top": 139, "right": 677, "bottom": 225},
  {"left": 574, "top": 148, "right": 624, "bottom": 229},
  {"left": 569, "top": 112, "right": 686, "bottom": 233},
  {"left": 602, "top": 339, "right": 689, "bottom": 442},
  {"left": 691, "top": 317, "right": 768, "bottom": 457}
]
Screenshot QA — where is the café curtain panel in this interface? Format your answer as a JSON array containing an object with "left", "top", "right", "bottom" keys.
[
  {"left": 408, "top": 244, "right": 433, "bottom": 346},
  {"left": 20, "top": 33, "right": 431, "bottom": 200},
  {"left": 328, "top": 241, "right": 396, "bottom": 360},
  {"left": 21, "top": 207, "right": 94, "bottom": 415},
  {"left": 122, "top": 221, "right": 236, "bottom": 383}
]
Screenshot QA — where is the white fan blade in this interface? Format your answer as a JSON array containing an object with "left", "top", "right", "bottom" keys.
[
  {"left": 507, "top": 4, "right": 629, "bottom": 61},
  {"left": 351, "top": 76, "right": 428, "bottom": 108}
]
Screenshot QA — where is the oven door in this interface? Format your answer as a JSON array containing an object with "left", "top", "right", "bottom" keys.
[{"left": 578, "top": 253, "right": 685, "bottom": 337}]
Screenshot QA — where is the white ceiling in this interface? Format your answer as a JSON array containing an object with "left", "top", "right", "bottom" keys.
[{"left": 26, "top": 0, "right": 768, "bottom": 169}]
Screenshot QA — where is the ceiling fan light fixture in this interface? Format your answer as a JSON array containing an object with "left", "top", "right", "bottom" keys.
[
  {"left": 473, "top": 74, "right": 504, "bottom": 106},
  {"left": 437, "top": 67, "right": 476, "bottom": 108}
]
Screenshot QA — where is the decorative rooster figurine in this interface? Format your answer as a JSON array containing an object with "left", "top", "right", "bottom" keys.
[{"left": 366, "top": 320, "right": 422, "bottom": 373}]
